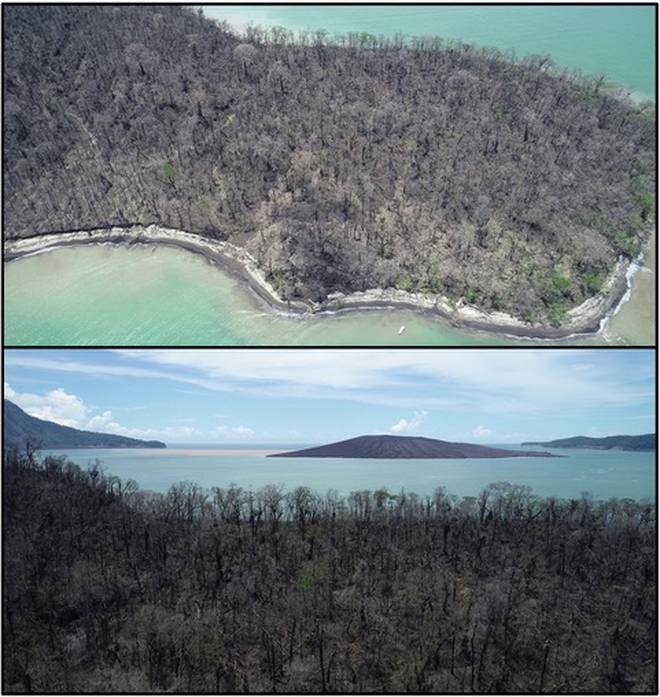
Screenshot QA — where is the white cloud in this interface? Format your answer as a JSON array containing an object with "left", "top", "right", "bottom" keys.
[
  {"left": 111, "top": 349, "right": 653, "bottom": 412},
  {"left": 5, "top": 382, "right": 88, "bottom": 427},
  {"left": 4, "top": 383, "right": 270, "bottom": 442},
  {"left": 5, "top": 379, "right": 263, "bottom": 443},
  {"left": 86, "top": 410, "right": 115, "bottom": 430},
  {"left": 211, "top": 424, "right": 256, "bottom": 439},
  {"left": 471, "top": 425, "right": 493, "bottom": 438},
  {"left": 232, "top": 426, "right": 255, "bottom": 436},
  {"left": 5, "top": 383, "right": 210, "bottom": 442},
  {"left": 390, "top": 419, "right": 409, "bottom": 433},
  {"left": 5, "top": 349, "right": 654, "bottom": 419},
  {"left": 91, "top": 413, "right": 255, "bottom": 442},
  {"left": 390, "top": 410, "right": 428, "bottom": 433},
  {"left": 85, "top": 410, "right": 206, "bottom": 441}
]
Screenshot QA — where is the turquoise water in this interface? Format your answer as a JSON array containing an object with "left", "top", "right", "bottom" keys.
[
  {"left": 203, "top": 4, "right": 656, "bottom": 99},
  {"left": 44, "top": 446, "right": 655, "bottom": 502},
  {"left": 3, "top": 246, "right": 510, "bottom": 346},
  {"left": 4, "top": 245, "right": 652, "bottom": 345}
]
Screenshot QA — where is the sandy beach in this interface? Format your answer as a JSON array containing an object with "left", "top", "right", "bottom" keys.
[{"left": 4, "top": 223, "right": 649, "bottom": 341}]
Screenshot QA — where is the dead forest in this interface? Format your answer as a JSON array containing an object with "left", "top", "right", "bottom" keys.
[
  {"left": 3, "top": 5, "right": 656, "bottom": 322},
  {"left": 3, "top": 450, "right": 656, "bottom": 693}
]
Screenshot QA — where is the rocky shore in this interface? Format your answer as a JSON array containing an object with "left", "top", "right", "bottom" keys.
[{"left": 4, "top": 223, "right": 643, "bottom": 341}]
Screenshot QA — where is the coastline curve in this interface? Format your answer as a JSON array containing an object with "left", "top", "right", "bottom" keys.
[{"left": 4, "top": 224, "right": 646, "bottom": 342}]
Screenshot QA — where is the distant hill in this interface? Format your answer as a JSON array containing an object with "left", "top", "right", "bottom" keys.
[
  {"left": 3, "top": 400, "right": 166, "bottom": 450},
  {"left": 269, "top": 434, "right": 557, "bottom": 459},
  {"left": 522, "top": 434, "right": 655, "bottom": 451}
]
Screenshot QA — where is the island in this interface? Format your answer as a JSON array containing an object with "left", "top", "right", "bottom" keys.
[
  {"left": 522, "top": 433, "right": 655, "bottom": 451},
  {"left": 3, "top": 5, "right": 655, "bottom": 338},
  {"left": 269, "top": 434, "right": 558, "bottom": 459},
  {"left": 3, "top": 400, "right": 166, "bottom": 450}
]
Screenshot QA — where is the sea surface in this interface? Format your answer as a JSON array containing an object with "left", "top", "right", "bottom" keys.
[
  {"left": 42, "top": 445, "right": 655, "bottom": 502},
  {"left": 4, "top": 244, "right": 651, "bottom": 345},
  {"left": 4, "top": 5, "right": 655, "bottom": 346}
]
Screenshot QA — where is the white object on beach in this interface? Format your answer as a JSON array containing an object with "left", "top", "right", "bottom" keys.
[{"left": 398, "top": 325, "right": 406, "bottom": 335}]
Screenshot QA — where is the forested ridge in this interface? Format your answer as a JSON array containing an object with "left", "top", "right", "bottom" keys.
[
  {"left": 523, "top": 433, "right": 656, "bottom": 451},
  {"left": 3, "top": 449, "right": 656, "bottom": 693},
  {"left": 3, "top": 5, "right": 656, "bottom": 323}
]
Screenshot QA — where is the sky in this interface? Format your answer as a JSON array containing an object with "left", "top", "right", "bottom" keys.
[{"left": 3, "top": 349, "right": 655, "bottom": 446}]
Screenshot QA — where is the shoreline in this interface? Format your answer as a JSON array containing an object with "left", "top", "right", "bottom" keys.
[{"left": 4, "top": 223, "right": 646, "bottom": 341}]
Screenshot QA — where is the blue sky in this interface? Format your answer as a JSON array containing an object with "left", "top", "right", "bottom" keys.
[{"left": 3, "top": 349, "right": 655, "bottom": 445}]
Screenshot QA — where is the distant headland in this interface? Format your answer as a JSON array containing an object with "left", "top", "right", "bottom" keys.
[
  {"left": 522, "top": 433, "right": 655, "bottom": 451},
  {"left": 3, "top": 400, "right": 166, "bottom": 450}
]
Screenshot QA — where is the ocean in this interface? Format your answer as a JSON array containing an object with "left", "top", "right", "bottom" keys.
[
  {"left": 42, "top": 445, "right": 655, "bottom": 502},
  {"left": 4, "top": 244, "right": 652, "bottom": 345}
]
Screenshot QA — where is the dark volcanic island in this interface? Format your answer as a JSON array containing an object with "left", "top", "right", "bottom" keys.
[{"left": 270, "top": 434, "right": 558, "bottom": 459}]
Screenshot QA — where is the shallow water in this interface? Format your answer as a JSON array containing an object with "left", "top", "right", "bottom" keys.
[
  {"left": 203, "top": 4, "right": 656, "bottom": 100},
  {"left": 4, "top": 244, "right": 653, "bottom": 345},
  {"left": 3, "top": 245, "right": 510, "bottom": 346},
  {"left": 43, "top": 445, "right": 655, "bottom": 501}
]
